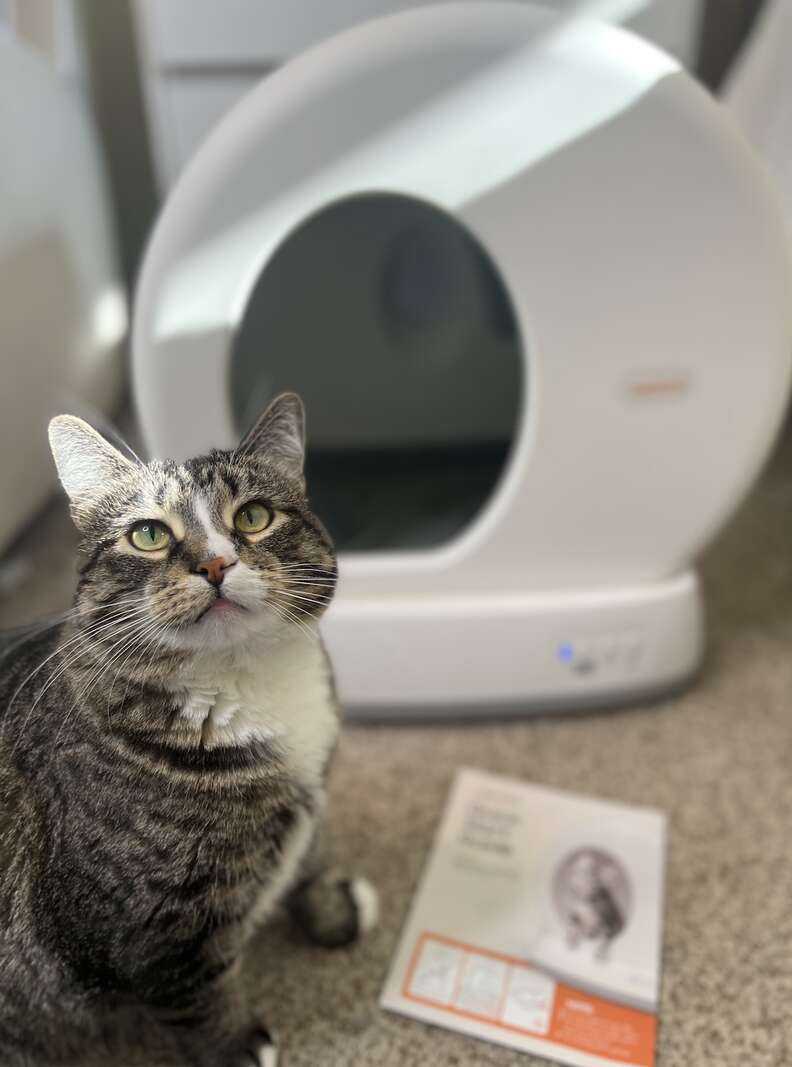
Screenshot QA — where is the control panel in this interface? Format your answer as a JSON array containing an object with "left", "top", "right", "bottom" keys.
[{"left": 555, "top": 633, "right": 645, "bottom": 678}]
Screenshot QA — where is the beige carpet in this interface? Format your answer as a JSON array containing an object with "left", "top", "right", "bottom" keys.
[{"left": 2, "top": 429, "right": 792, "bottom": 1067}]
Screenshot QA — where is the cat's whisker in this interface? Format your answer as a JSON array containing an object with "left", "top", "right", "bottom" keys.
[
  {"left": 277, "top": 564, "right": 336, "bottom": 575},
  {"left": 279, "top": 613, "right": 318, "bottom": 645},
  {"left": 54, "top": 620, "right": 164, "bottom": 748},
  {"left": 275, "top": 563, "right": 335, "bottom": 571},
  {"left": 7, "top": 603, "right": 151, "bottom": 716},
  {"left": 117, "top": 624, "right": 172, "bottom": 715},
  {"left": 270, "top": 599, "right": 319, "bottom": 644},
  {"left": 8, "top": 612, "right": 154, "bottom": 758},
  {"left": 31, "top": 607, "right": 152, "bottom": 686},
  {"left": 0, "top": 614, "right": 76, "bottom": 661},
  {"left": 275, "top": 566, "right": 335, "bottom": 575},
  {"left": 96, "top": 628, "right": 165, "bottom": 733},
  {"left": 64, "top": 617, "right": 162, "bottom": 712},
  {"left": 276, "top": 599, "right": 331, "bottom": 618},
  {"left": 277, "top": 560, "right": 334, "bottom": 567},
  {"left": 0, "top": 596, "right": 146, "bottom": 662},
  {"left": 93, "top": 622, "right": 166, "bottom": 718},
  {"left": 23, "top": 611, "right": 153, "bottom": 716},
  {"left": 104, "top": 623, "right": 164, "bottom": 702},
  {"left": 279, "top": 572, "right": 336, "bottom": 578},
  {"left": 280, "top": 579, "right": 337, "bottom": 586},
  {"left": 281, "top": 587, "right": 335, "bottom": 593},
  {"left": 276, "top": 589, "right": 332, "bottom": 606},
  {"left": 276, "top": 573, "right": 335, "bottom": 579}
]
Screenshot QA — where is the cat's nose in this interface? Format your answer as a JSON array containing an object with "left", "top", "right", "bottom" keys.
[{"left": 196, "top": 556, "right": 236, "bottom": 587}]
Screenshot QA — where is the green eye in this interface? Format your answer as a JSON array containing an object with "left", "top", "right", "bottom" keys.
[
  {"left": 129, "top": 521, "right": 172, "bottom": 552},
  {"left": 234, "top": 501, "right": 272, "bottom": 535}
]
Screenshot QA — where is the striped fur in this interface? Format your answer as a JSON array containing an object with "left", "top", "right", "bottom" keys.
[{"left": 0, "top": 396, "right": 373, "bottom": 1066}]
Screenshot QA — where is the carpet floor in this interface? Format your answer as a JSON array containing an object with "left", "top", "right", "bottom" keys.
[{"left": 2, "top": 427, "right": 791, "bottom": 1066}]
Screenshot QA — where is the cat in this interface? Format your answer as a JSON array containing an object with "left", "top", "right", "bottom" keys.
[
  {"left": 556, "top": 849, "right": 626, "bottom": 961},
  {"left": 0, "top": 393, "right": 377, "bottom": 1067}
]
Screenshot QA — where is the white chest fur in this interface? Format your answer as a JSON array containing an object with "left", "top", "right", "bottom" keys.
[{"left": 174, "top": 635, "right": 339, "bottom": 792}]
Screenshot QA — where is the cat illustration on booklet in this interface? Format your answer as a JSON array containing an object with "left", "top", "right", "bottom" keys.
[
  {"left": 553, "top": 848, "right": 631, "bottom": 961},
  {"left": 0, "top": 394, "right": 377, "bottom": 1067}
]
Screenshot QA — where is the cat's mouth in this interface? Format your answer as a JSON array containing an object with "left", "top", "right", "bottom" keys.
[{"left": 194, "top": 594, "right": 247, "bottom": 623}]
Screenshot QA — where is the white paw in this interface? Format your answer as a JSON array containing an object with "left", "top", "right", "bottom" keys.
[
  {"left": 350, "top": 877, "right": 379, "bottom": 935},
  {"left": 246, "top": 1030, "right": 278, "bottom": 1067},
  {"left": 257, "top": 1043, "right": 278, "bottom": 1067}
]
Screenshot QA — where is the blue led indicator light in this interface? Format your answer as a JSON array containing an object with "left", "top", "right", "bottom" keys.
[{"left": 558, "top": 642, "right": 575, "bottom": 663}]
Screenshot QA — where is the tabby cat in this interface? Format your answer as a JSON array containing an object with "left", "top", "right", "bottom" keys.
[{"left": 0, "top": 393, "right": 377, "bottom": 1066}]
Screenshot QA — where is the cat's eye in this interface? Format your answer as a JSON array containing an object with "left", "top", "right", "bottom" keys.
[
  {"left": 128, "top": 521, "right": 172, "bottom": 552},
  {"left": 234, "top": 501, "right": 272, "bottom": 535}
]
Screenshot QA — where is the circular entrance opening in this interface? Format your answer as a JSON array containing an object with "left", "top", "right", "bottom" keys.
[{"left": 231, "top": 193, "right": 523, "bottom": 551}]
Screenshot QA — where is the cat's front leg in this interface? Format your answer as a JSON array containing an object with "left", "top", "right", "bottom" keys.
[
  {"left": 150, "top": 970, "right": 279, "bottom": 1067},
  {"left": 178, "top": 1022, "right": 279, "bottom": 1067},
  {"left": 288, "top": 868, "right": 379, "bottom": 948},
  {"left": 219, "top": 967, "right": 279, "bottom": 1067},
  {"left": 227, "top": 1025, "right": 279, "bottom": 1067},
  {"left": 285, "top": 828, "right": 379, "bottom": 949},
  {"left": 277, "top": 817, "right": 378, "bottom": 949}
]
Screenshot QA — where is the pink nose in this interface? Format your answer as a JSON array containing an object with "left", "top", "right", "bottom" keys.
[{"left": 196, "top": 556, "right": 234, "bottom": 587}]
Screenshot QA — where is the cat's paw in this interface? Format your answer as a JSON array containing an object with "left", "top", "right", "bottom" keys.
[
  {"left": 348, "top": 876, "right": 379, "bottom": 936},
  {"left": 288, "top": 873, "right": 379, "bottom": 948},
  {"left": 236, "top": 1027, "right": 278, "bottom": 1067}
]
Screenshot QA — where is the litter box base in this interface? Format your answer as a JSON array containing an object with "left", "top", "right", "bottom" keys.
[{"left": 322, "top": 570, "right": 703, "bottom": 719}]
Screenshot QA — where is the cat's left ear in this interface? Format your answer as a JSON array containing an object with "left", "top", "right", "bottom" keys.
[
  {"left": 48, "top": 415, "right": 138, "bottom": 522},
  {"left": 237, "top": 392, "right": 305, "bottom": 481}
]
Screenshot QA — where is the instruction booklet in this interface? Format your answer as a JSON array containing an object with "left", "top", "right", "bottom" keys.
[{"left": 381, "top": 768, "right": 666, "bottom": 1067}]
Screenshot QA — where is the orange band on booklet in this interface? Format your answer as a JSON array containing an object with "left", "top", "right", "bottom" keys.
[
  {"left": 403, "top": 932, "right": 656, "bottom": 1067},
  {"left": 550, "top": 984, "right": 656, "bottom": 1066}
]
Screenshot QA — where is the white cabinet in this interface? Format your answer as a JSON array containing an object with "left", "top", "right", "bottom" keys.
[{"left": 133, "top": 0, "right": 704, "bottom": 189}]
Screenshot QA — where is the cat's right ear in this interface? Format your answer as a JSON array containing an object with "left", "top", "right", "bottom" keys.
[{"left": 48, "top": 415, "right": 138, "bottom": 524}]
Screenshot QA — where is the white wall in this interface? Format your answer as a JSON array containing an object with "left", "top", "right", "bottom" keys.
[
  {"left": 133, "top": 0, "right": 704, "bottom": 190},
  {"left": 1, "top": 0, "right": 86, "bottom": 87}
]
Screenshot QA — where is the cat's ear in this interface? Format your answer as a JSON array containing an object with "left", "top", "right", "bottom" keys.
[
  {"left": 237, "top": 392, "right": 305, "bottom": 479},
  {"left": 48, "top": 415, "right": 138, "bottom": 519}
]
